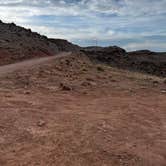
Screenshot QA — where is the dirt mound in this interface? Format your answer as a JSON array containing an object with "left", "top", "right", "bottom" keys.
[{"left": 82, "top": 47, "right": 166, "bottom": 77}]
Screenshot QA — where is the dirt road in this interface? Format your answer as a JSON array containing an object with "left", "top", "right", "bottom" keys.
[{"left": 0, "top": 52, "right": 71, "bottom": 76}]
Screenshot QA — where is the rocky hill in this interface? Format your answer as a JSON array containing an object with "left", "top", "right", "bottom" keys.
[
  {"left": 82, "top": 47, "right": 166, "bottom": 77},
  {"left": 0, "top": 20, "right": 79, "bottom": 65},
  {"left": 49, "top": 39, "right": 80, "bottom": 52},
  {"left": 0, "top": 21, "right": 60, "bottom": 65},
  {"left": 128, "top": 50, "right": 166, "bottom": 76}
]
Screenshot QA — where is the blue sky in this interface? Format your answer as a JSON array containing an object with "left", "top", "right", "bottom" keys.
[{"left": 0, "top": 0, "right": 166, "bottom": 51}]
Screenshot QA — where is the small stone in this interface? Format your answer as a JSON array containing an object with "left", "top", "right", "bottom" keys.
[
  {"left": 60, "top": 83, "right": 72, "bottom": 91},
  {"left": 97, "top": 66, "right": 105, "bottom": 72},
  {"left": 153, "top": 80, "right": 159, "bottom": 84},
  {"left": 86, "top": 78, "right": 94, "bottom": 81},
  {"left": 24, "top": 91, "right": 31, "bottom": 95},
  {"left": 82, "top": 91, "right": 88, "bottom": 95},
  {"left": 5, "top": 94, "right": 12, "bottom": 98},
  {"left": 110, "top": 79, "right": 117, "bottom": 82},
  {"left": 81, "top": 81, "right": 97, "bottom": 87},
  {"left": 161, "top": 90, "right": 166, "bottom": 94},
  {"left": 37, "top": 120, "right": 46, "bottom": 127},
  {"left": 163, "top": 79, "right": 166, "bottom": 84}
]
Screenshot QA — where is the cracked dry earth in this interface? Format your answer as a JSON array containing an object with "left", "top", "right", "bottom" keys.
[{"left": 0, "top": 53, "right": 166, "bottom": 166}]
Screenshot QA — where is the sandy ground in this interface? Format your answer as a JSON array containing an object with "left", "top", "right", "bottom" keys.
[{"left": 0, "top": 53, "right": 165, "bottom": 166}]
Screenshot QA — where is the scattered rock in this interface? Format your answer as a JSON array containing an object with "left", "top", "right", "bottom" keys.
[
  {"left": 82, "top": 91, "right": 88, "bottom": 95},
  {"left": 86, "top": 78, "right": 94, "bottom": 81},
  {"left": 82, "top": 68, "right": 88, "bottom": 72},
  {"left": 81, "top": 81, "right": 91, "bottom": 87},
  {"left": 110, "top": 79, "right": 117, "bottom": 82},
  {"left": 163, "top": 79, "right": 166, "bottom": 84},
  {"left": 37, "top": 120, "right": 46, "bottom": 127},
  {"left": 97, "top": 66, "right": 105, "bottom": 72},
  {"left": 161, "top": 90, "right": 166, "bottom": 94},
  {"left": 60, "top": 83, "right": 72, "bottom": 91},
  {"left": 24, "top": 91, "right": 31, "bottom": 95},
  {"left": 152, "top": 80, "right": 159, "bottom": 85},
  {"left": 5, "top": 94, "right": 12, "bottom": 98},
  {"left": 129, "top": 89, "right": 135, "bottom": 93},
  {"left": 65, "top": 59, "right": 70, "bottom": 66},
  {"left": 81, "top": 81, "right": 97, "bottom": 87}
]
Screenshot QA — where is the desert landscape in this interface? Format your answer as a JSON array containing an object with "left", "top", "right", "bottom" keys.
[{"left": 0, "top": 20, "right": 165, "bottom": 166}]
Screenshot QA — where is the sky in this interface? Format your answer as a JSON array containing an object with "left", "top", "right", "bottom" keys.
[{"left": 0, "top": 0, "right": 166, "bottom": 51}]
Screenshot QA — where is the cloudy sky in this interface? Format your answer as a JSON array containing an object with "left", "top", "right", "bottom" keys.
[{"left": 0, "top": 0, "right": 166, "bottom": 51}]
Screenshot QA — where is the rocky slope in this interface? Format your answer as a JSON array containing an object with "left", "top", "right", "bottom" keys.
[
  {"left": 128, "top": 50, "right": 166, "bottom": 76},
  {"left": 0, "top": 21, "right": 60, "bottom": 65},
  {"left": 0, "top": 20, "right": 80, "bottom": 65},
  {"left": 49, "top": 39, "right": 80, "bottom": 52},
  {"left": 82, "top": 47, "right": 166, "bottom": 77}
]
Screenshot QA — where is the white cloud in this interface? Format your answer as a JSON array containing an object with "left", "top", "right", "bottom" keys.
[
  {"left": 124, "top": 41, "right": 166, "bottom": 51},
  {"left": 0, "top": 0, "right": 165, "bottom": 51}
]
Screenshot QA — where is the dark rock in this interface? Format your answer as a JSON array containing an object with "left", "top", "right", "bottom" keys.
[
  {"left": 60, "top": 83, "right": 72, "bottom": 91},
  {"left": 163, "top": 79, "right": 166, "bottom": 84},
  {"left": 97, "top": 66, "right": 105, "bottom": 72},
  {"left": 81, "top": 81, "right": 97, "bottom": 87},
  {"left": 161, "top": 90, "right": 166, "bottom": 94},
  {"left": 153, "top": 80, "right": 159, "bottom": 85},
  {"left": 37, "top": 120, "right": 46, "bottom": 127}
]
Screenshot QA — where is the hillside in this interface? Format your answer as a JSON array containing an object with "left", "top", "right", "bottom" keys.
[
  {"left": 49, "top": 39, "right": 80, "bottom": 52},
  {"left": 0, "top": 21, "right": 59, "bottom": 65},
  {"left": 82, "top": 47, "right": 166, "bottom": 77},
  {"left": 0, "top": 20, "right": 80, "bottom": 65}
]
